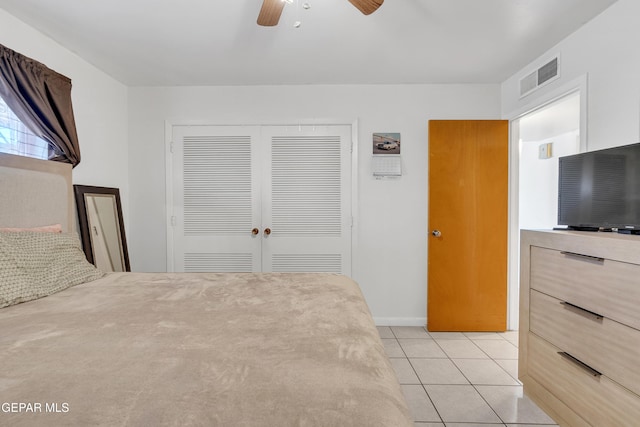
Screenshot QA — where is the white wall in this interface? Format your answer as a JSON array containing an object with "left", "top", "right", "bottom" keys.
[
  {"left": 128, "top": 84, "right": 501, "bottom": 324},
  {"left": 502, "top": 0, "right": 640, "bottom": 150},
  {"left": 0, "top": 9, "right": 129, "bottom": 224},
  {"left": 519, "top": 130, "right": 579, "bottom": 229}
]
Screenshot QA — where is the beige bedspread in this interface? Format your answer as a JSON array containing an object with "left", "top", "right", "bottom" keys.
[{"left": 0, "top": 272, "right": 412, "bottom": 426}]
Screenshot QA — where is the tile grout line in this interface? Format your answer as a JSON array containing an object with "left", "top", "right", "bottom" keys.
[
  {"left": 430, "top": 333, "right": 508, "bottom": 426},
  {"left": 471, "top": 337, "right": 521, "bottom": 385},
  {"left": 391, "top": 326, "right": 445, "bottom": 424},
  {"left": 383, "top": 327, "right": 558, "bottom": 427}
]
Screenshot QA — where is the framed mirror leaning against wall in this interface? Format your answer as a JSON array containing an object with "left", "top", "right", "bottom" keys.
[{"left": 74, "top": 185, "right": 130, "bottom": 272}]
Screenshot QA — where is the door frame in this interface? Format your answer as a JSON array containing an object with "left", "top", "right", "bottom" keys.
[
  {"left": 164, "top": 119, "right": 359, "bottom": 276},
  {"left": 504, "top": 74, "right": 588, "bottom": 330}
]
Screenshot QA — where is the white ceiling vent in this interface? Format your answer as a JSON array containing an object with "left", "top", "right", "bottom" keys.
[{"left": 519, "top": 57, "right": 559, "bottom": 98}]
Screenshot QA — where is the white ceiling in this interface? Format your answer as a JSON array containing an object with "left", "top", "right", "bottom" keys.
[{"left": 0, "top": 0, "right": 617, "bottom": 86}]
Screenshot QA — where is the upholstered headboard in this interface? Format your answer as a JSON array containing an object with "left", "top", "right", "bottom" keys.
[{"left": 0, "top": 153, "right": 74, "bottom": 232}]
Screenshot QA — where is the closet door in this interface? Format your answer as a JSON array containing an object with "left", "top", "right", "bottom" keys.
[
  {"left": 169, "top": 124, "right": 352, "bottom": 275},
  {"left": 261, "top": 125, "right": 352, "bottom": 275},
  {"left": 170, "top": 125, "right": 262, "bottom": 272}
]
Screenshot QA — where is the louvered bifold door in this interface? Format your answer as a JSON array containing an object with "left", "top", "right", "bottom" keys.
[
  {"left": 171, "top": 126, "right": 262, "bottom": 272},
  {"left": 261, "top": 125, "right": 352, "bottom": 275}
]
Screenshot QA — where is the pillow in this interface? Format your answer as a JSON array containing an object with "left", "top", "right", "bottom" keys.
[
  {"left": 0, "top": 231, "right": 104, "bottom": 308},
  {"left": 0, "top": 224, "right": 63, "bottom": 233}
]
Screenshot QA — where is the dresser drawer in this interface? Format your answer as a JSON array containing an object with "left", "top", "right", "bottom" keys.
[
  {"left": 527, "top": 333, "right": 640, "bottom": 427},
  {"left": 529, "top": 289, "right": 640, "bottom": 396},
  {"left": 530, "top": 246, "right": 640, "bottom": 330}
]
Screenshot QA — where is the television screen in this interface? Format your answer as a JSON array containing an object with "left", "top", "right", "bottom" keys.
[{"left": 558, "top": 142, "right": 640, "bottom": 230}]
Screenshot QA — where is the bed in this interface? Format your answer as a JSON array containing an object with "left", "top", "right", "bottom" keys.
[{"left": 0, "top": 153, "right": 412, "bottom": 426}]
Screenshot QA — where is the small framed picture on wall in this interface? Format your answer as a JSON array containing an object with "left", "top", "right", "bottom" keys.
[{"left": 373, "top": 133, "right": 400, "bottom": 154}]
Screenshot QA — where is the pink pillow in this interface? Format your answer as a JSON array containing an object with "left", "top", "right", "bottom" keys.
[{"left": 0, "top": 224, "right": 63, "bottom": 233}]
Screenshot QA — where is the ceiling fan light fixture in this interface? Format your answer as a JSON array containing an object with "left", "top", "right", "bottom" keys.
[
  {"left": 347, "top": 0, "right": 384, "bottom": 15},
  {"left": 258, "top": 0, "right": 287, "bottom": 26},
  {"left": 259, "top": 0, "right": 380, "bottom": 27}
]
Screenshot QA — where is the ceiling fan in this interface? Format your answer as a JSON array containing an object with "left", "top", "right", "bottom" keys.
[{"left": 257, "top": 0, "right": 384, "bottom": 26}]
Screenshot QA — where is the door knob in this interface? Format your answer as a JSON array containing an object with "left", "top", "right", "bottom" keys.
[
  {"left": 432, "top": 230, "right": 442, "bottom": 237},
  {"left": 251, "top": 228, "right": 259, "bottom": 235},
  {"left": 264, "top": 228, "right": 272, "bottom": 236}
]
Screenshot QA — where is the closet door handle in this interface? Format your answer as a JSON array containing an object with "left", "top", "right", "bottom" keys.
[
  {"left": 251, "top": 228, "right": 260, "bottom": 235},
  {"left": 560, "top": 251, "right": 604, "bottom": 263},
  {"left": 264, "top": 228, "right": 271, "bottom": 236},
  {"left": 558, "top": 352, "right": 602, "bottom": 377}
]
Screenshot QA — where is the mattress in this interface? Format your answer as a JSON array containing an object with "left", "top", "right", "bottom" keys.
[{"left": 0, "top": 272, "right": 412, "bottom": 426}]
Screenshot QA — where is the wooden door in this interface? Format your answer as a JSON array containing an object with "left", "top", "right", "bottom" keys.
[{"left": 427, "top": 120, "right": 508, "bottom": 331}]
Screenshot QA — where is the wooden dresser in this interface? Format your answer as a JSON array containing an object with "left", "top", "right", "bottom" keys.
[{"left": 519, "top": 230, "right": 640, "bottom": 426}]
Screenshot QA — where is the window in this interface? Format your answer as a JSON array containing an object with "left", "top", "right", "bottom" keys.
[
  {"left": 0, "top": 95, "right": 49, "bottom": 160},
  {"left": 1, "top": 44, "right": 80, "bottom": 166}
]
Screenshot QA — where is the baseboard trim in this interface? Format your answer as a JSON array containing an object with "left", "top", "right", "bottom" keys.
[{"left": 373, "top": 317, "right": 427, "bottom": 327}]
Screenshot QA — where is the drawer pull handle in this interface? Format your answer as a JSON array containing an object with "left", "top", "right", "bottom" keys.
[
  {"left": 561, "top": 301, "right": 603, "bottom": 321},
  {"left": 560, "top": 251, "right": 604, "bottom": 262},
  {"left": 558, "top": 352, "right": 602, "bottom": 377}
]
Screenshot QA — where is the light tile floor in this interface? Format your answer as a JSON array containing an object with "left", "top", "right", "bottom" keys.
[{"left": 377, "top": 326, "right": 559, "bottom": 427}]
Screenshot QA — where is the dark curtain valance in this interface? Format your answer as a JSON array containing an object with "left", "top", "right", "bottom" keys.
[{"left": 0, "top": 44, "right": 81, "bottom": 167}]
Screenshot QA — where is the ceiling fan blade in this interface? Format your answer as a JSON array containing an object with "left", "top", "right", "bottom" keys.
[
  {"left": 348, "top": 0, "right": 384, "bottom": 15},
  {"left": 257, "top": 0, "right": 286, "bottom": 26}
]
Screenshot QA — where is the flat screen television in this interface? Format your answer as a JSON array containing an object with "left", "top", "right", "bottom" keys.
[{"left": 557, "top": 142, "right": 640, "bottom": 231}]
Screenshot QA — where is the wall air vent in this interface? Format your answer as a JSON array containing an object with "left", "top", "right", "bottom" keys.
[{"left": 519, "top": 56, "right": 560, "bottom": 98}]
